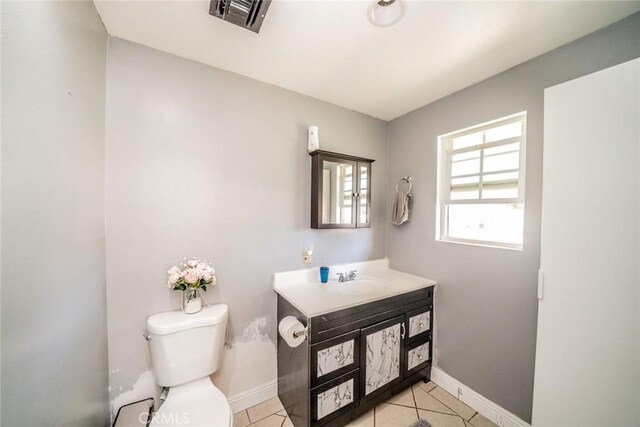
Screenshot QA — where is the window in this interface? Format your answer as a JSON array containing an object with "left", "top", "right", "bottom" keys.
[{"left": 436, "top": 112, "right": 526, "bottom": 250}]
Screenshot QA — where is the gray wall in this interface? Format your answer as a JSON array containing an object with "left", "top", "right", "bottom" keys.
[
  {"left": 386, "top": 13, "right": 640, "bottom": 422},
  {"left": 1, "top": 1, "right": 109, "bottom": 425},
  {"left": 105, "top": 38, "right": 387, "bottom": 407}
]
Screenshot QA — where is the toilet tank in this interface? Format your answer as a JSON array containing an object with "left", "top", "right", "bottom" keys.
[{"left": 147, "top": 304, "right": 228, "bottom": 387}]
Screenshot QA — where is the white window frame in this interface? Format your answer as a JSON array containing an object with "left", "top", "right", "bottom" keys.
[{"left": 436, "top": 112, "right": 527, "bottom": 250}]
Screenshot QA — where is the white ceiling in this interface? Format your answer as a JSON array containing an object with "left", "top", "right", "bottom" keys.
[{"left": 95, "top": 0, "right": 640, "bottom": 120}]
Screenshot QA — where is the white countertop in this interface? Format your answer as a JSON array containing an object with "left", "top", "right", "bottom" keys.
[{"left": 273, "top": 258, "right": 437, "bottom": 317}]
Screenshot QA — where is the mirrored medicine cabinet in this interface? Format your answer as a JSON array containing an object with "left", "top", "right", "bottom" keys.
[{"left": 310, "top": 150, "right": 374, "bottom": 229}]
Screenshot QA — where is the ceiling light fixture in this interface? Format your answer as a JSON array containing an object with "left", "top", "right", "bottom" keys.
[{"left": 367, "top": 0, "right": 406, "bottom": 27}]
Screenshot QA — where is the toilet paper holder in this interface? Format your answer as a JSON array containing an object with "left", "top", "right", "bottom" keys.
[
  {"left": 279, "top": 316, "right": 309, "bottom": 347},
  {"left": 293, "top": 328, "right": 308, "bottom": 339}
]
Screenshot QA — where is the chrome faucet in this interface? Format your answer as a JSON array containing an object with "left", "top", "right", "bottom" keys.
[{"left": 337, "top": 270, "right": 357, "bottom": 282}]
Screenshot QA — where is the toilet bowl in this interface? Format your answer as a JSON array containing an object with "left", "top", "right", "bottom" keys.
[
  {"left": 146, "top": 304, "right": 232, "bottom": 426},
  {"left": 150, "top": 378, "right": 231, "bottom": 426}
]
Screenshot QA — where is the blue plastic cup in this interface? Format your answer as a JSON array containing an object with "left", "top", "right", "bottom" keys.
[{"left": 320, "top": 266, "right": 329, "bottom": 283}]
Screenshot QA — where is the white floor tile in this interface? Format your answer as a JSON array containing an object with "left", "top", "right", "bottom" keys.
[
  {"left": 418, "top": 410, "right": 467, "bottom": 427},
  {"left": 247, "top": 397, "right": 285, "bottom": 424},
  {"left": 233, "top": 410, "right": 251, "bottom": 427},
  {"left": 248, "top": 414, "right": 285, "bottom": 427},
  {"left": 429, "top": 387, "right": 475, "bottom": 420},
  {"left": 413, "top": 385, "right": 455, "bottom": 415},
  {"left": 469, "top": 412, "right": 497, "bottom": 427},
  {"left": 375, "top": 402, "right": 419, "bottom": 427},
  {"left": 387, "top": 388, "right": 416, "bottom": 407}
]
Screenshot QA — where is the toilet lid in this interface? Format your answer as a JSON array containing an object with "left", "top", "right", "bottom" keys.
[{"left": 151, "top": 380, "right": 231, "bottom": 426}]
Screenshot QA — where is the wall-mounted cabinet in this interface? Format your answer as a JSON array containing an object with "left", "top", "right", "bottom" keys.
[{"left": 310, "top": 150, "right": 374, "bottom": 229}]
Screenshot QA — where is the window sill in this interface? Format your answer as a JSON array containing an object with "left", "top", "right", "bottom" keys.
[{"left": 436, "top": 237, "right": 523, "bottom": 251}]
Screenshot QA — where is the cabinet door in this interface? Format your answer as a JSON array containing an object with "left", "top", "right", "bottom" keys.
[
  {"left": 312, "top": 154, "right": 357, "bottom": 229},
  {"left": 356, "top": 162, "right": 371, "bottom": 228},
  {"left": 360, "top": 315, "right": 404, "bottom": 400}
]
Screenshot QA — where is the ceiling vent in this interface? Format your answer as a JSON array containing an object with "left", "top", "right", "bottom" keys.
[{"left": 209, "top": 0, "right": 271, "bottom": 33}]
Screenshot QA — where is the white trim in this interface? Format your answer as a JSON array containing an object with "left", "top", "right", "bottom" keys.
[
  {"left": 444, "top": 198, "right": 522, "bottom": 205},
  {"left": 438, "top": 111, "right": 528, "bottom": 140},
  {"left": 437, "top": 236, "right": 523, "bottom": 251},
  {"left": 451, "top": 136, "right": 522, "bottom": 155},
  {"left": 227, "top": 379, "right": 278, "bottom": 414},
  {"left": 431, "top": 366, "right": 531, "bottom": 427}
]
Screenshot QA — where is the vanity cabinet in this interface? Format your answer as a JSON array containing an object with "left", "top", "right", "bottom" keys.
[
  {"left": 310, "top": 150, "right": 374, "bottom": 229},
  {"left": 277, "top": 285, "right": 434, "bottom": 427}
]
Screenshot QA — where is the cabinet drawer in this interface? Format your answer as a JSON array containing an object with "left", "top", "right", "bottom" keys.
[
  {"left": 405, "top": 336, "right": 431, "bottom": 376},
  {"left": 310, "top": 331, "right": 360, "bottom": 388},
  {"left": 406, "top": 306, "right": 431, "bottom": 342},
  {"left": 310, "top": 369, "right": 359, "bottom": 426}
]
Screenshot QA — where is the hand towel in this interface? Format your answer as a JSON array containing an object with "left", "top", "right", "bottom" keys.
[{"left": 391, "top": 191, "right": 412, "bottom": 225}]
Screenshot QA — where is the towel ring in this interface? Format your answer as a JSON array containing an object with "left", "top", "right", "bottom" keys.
[{"left": 396, "top": 176, "right": 413, "bottom": 194}]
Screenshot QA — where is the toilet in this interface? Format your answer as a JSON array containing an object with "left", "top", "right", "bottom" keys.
[{"left": 146, "top": 304, "right": 232, "bottom": 426}]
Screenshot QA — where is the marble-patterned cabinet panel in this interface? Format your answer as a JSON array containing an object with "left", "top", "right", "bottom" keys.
[
  {"left": 311, "top": 331, "right": 360, "bottom": 388},
  {"left": 317, "top": 378, "right": 354, "bottom": 420},
  {"left": 318, "top": 339, "right": 354, "bottom": 377},
  {"left": 408, "top": 310, "right": 430, "bottom": 338},
  {"left": 363, "top": 316, "right": 402, "bottom": 396},
  {"left": 407, "top": 342, "right": 430, "bottom": 371},
  {"left": 311, "top": 369, "right": 360, "bottom": 425}
]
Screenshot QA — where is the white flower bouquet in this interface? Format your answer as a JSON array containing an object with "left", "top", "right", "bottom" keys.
[{"left": 167, "top": 258, "right": 217, "bottom": 292}]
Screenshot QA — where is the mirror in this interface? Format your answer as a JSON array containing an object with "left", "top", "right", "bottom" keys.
[
  {"left": 310, "top": 150, "right": 374, "bottom": 229},
  {"left": 321, "top": 160, "right": 354, "bottom": 225}
]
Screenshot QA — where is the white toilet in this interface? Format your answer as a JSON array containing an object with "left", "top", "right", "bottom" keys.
[{"left": 146, "top": 304, "right": 232, "bottom": 426}]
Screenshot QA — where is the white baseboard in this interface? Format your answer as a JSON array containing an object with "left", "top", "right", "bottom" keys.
[
  {"left": 430, "top": 366, "right": 531, "bottom": 427},
  {"left": 228, "top": 380, "right": 278, "bottom": 414},
  {"left": 226, "top": 368, "right": 531, "bottom": 426}
]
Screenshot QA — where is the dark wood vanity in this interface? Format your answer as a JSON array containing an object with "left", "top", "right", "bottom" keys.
[
  {"left": 277, "top": 285, "right": 434, "bottom": 427},
  {"left": 310, "top": 150, "right": 374, "bottom": 229}
]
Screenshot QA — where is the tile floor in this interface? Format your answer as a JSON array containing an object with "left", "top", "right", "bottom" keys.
[{"left": 234, "top": 381, "right": 497, "bottom": 427}]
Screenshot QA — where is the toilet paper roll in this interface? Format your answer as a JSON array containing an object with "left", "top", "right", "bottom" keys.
[{"left": 278, "top": 316, "right": 306, "bottom": 348}]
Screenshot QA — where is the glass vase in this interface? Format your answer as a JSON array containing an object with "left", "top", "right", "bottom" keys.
[{"left": 182, "top": 288, "right": 202, "bottom": 314}]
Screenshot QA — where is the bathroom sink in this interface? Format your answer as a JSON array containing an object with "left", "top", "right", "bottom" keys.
[{"left": 334, "top": 277, "right": 391, "bottom": 296}]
